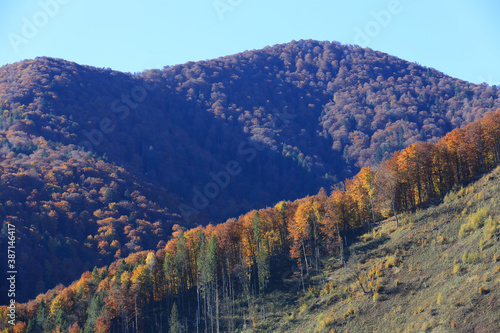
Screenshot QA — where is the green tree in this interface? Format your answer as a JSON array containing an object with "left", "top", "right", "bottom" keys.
[
  {"left": 83, "top": 292, "right": 104, "bottom": 333},
  {"left": 34, "top": 298, "right": 47, "bottom": 332},
  {"left": 169, "top": 302, "right": 181, "bottom": 333},
  {"left": 174, "top": 231, "right": 188, "bottom": 295}
]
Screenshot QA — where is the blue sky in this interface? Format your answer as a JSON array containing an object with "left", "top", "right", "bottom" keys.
[{"left": 0, "top": 0, "right": 499, "bottom": 85}]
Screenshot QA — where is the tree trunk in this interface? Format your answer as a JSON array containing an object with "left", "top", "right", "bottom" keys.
[
  {"left": 340, "top": 241, "right": 344, "bottom": 266},
  {"left": 369, "top": 195, "right": 375, "bottom": 228},
  {"left": 495, "top": 141, "right": 500, "bottom": 166},
  {"left": 392, "top": 200, "right": 399, "bottom": 227},
  {"left": 300, "top": 260, "right": 305, "bottom": 292},
  {"left": 134, "top": 297, "right": 138, "bottom": 333},
  {"left": 216, "top": 279, "right": 220, "bottom": 333},
  {"left": 301, "top": 241, "right": 309, "bottom": 277}
]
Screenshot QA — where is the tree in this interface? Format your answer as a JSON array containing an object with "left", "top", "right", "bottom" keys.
[
  {"left": 163, "top": 252, "right": 174, "bottom": 296},
  {"left": 206, "top": 234, "right": 220, "bottom": 333},
  {"left": 146, "top": 252, "right": 156, "bottom": 271},
  {"left": 482, "top": 109, "right": 500, "bottom": 166},
  {"left": 375, "top": 159, "right": 400, "bottom": 227},
  {"left": 330, "top": 187, "right": 356, "bottom": 231},
  {"left": 288, "top": 198, "right": 314, "bottom": 290},
  {"left": 83, "top": 293, "right": 104, "bottom": 333},
  {"left": 34, "top": 299, "right": 47, "bottom": 332},
  {"left": 174, "top": 231, "right": 189, "bottom": 303},
  {"left": 357, "top": 167, "right": 377, "bottom": 227},
  {"left": 169, "top": 302, "right": 181, "bottom": 333},
  {"left": 275, "top": 201, "right": 289, "bottom": 253},
  {"left": 461, "top": 119, "right": 489, "bottom": 177},
  {"left": 320, "top": 194, "right": 342, "bottom": 254},
  {"left": 443, "top": 129, "right": 465, "bottom": 184},
  {"left": 257, "top": 235, "right": 270, "bottom": 319},
  {"left": 257, "top": 238, "right": 270, "bottom": 293}
]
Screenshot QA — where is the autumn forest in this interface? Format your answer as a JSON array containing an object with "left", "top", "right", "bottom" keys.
[{"left": 0, "top": 39, "right": 499, "bottom": 332}]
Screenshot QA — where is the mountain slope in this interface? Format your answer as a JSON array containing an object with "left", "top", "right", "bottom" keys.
[
  {"left": 266, "top": 166, "right": 500, "bottom": 333},
  {"left": 0, "top": 142, "right": 183, "bottom": 302},
  {"left": 0, "top": 40, "right": 499, "bottom": 303}
]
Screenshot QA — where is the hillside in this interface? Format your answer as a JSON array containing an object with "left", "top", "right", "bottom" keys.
[
  {"left": 0, "top": 143, "right": 184, "bottom": 302},
  {"left": 3, "top": 109, "right": 499, "bottom": 332},
  {"left": 264, "top": 166, "right": 500, "bottom": 332},
  {"left": 0, "top": 39, "right": 499, "bottom": 303}
]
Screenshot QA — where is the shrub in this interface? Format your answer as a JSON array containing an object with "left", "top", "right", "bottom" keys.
[
  {"left": 436, "top": 235, "right": 446, "bottom": 244},
  {"left": 306, "top": 286, "right": 317, "bottom": 298},
  {"left": 385, "top": 255, "right": 398, "bottom": 268},
  {"left": 361, "top": 232, "right": 373, "bottom": 242},
  {"left": 316, "top": 315, "right": 336, "bottom": 332},
  {"left": 469, "top": 207, "right": 489, "bottom": 228},
  {"left": 465, "top": 186, "right": 475, "bottom": 196},
  {"left": 347, "top": 307, "right": 357, "bottom": 315},
  {"left": 373, "top": 292, "right": 381, "bottom": 302},
  {"left": 476, "top": 191, "right": 484, "bottom": 201},
  {"left": 459, "top": 206, "right": 490, "bottom": 238},
  {"left": 322, "top": 281, "right": 335, "bottom": 295},
  {"left": 462, "top": 251, "right": 480, "bottom": 264},
  {"left": 483, "top": 217, "right": 498, "bottom": 241},
  {"left": 437, "top": 293, "right": 443, "bottom": 305},
  {"left": 298, "top": 302, "right": 308, "bottom": 316},
  {"left": 443, "top": 191, "right": 458, "bottom": 204}
]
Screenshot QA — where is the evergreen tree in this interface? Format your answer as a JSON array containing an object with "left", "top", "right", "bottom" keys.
[
  {"left": 54, "top": 309, "right": 67, "bottom": 331},
  {"left": 83, "top": 292, "right": 104, "bottom": 333},
  {"left": 169, "top": 302, "right": 181, "bottom": 333},
  {"left": 34, "top": 299, "right": 46, "bottom": 332}
]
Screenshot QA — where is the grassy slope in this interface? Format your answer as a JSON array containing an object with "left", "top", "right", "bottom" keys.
[{"left": 256, "top": 167, "right": 500, "bottom": 333}]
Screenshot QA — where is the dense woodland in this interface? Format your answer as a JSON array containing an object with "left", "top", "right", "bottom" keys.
[
  {"left": 0, "top": 39, "right": 499, "bottom": 308},
  {"left": 3, "top": 108, "right": 499, "bottom": 332},
  {"left": 1, "top": 40, "right": 498, "bottom": 225},
  {"left": 0, "top": 142, "right": 184, "bottom": 302}
]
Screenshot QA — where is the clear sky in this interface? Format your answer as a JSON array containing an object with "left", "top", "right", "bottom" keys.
[{"left": 0, "top": 0, "right": 499, "bottom": 85}]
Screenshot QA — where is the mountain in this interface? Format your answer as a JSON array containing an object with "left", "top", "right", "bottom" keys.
[
  {"left": 3, "top": 108, "right": 500, "bottom": 332},
  {"left": 0, "top": 39, "right": 499, "bottom": 302},
  {"left": 1, "top": 40, "right": 498, "bottom": 223}
]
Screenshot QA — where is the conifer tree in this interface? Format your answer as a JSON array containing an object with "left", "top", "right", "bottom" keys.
[{"left": 169, "top": 302, "right": 181, "bottom": 333}]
